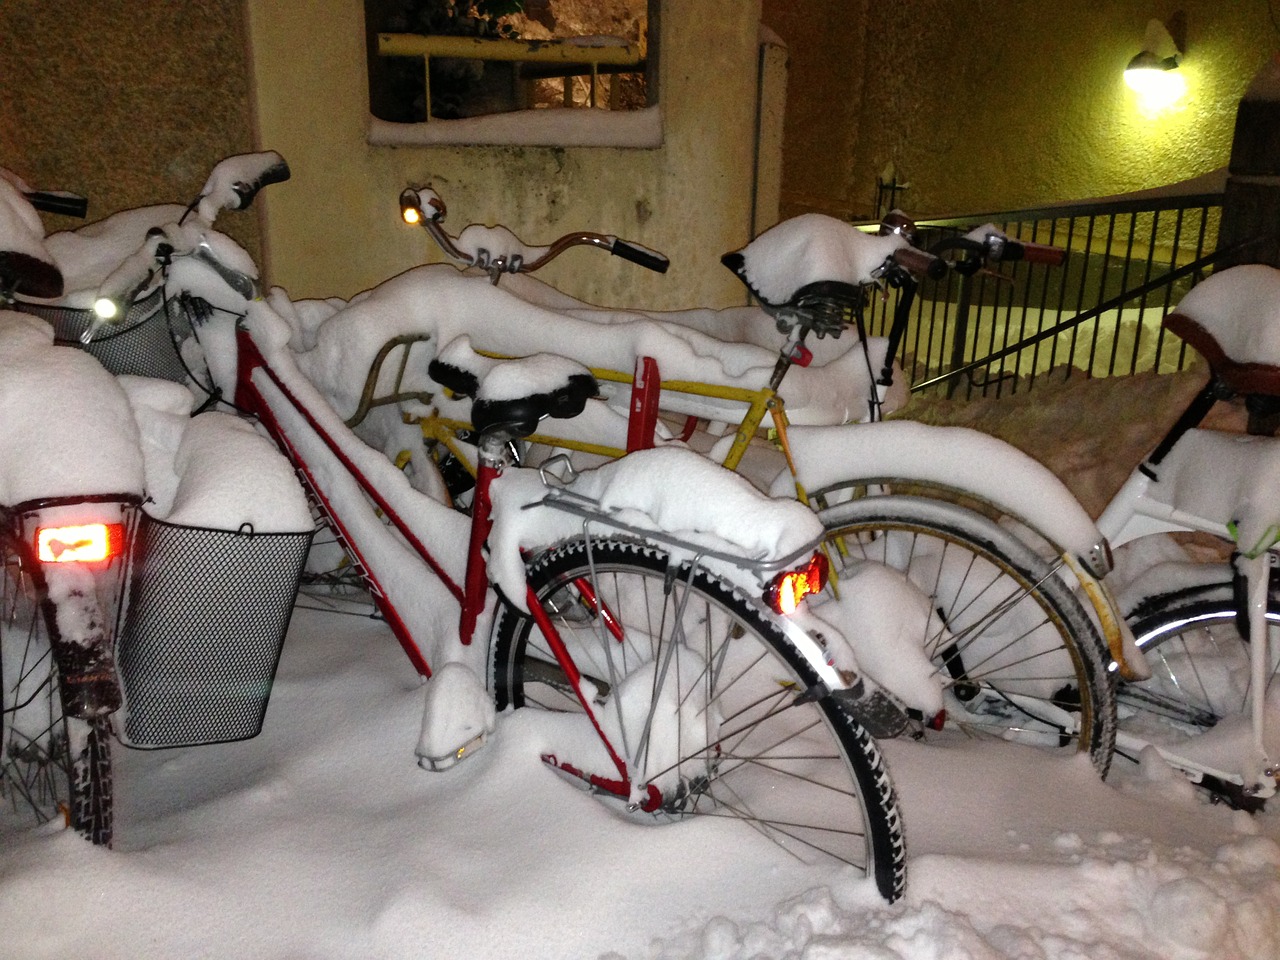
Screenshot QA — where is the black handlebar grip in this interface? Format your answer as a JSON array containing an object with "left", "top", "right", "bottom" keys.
[
  {"left": 232, "top": 155, "right": 292, "bottom": 211},
  {"left": 893, "top": 246, "right": 947, "bottom": 281},
  {"left": 611, "top": 239, "right": 670, "bottom": 274},
  {"left": 27, "top": 191, "right": 88, "bottom": 218},
  {"left": 1008, "top": 241, "right": 1067, "bottom": 266}
]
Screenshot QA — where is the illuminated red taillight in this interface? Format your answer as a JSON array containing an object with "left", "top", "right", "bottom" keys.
[
  {"left": 765, "top": 551, "right": 829, "bottom": 615},
  {"left": 35, "top": 523, "right": 125, "bottom": 563}
]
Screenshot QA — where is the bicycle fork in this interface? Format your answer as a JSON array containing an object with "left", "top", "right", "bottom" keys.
[
  {"left": 1238, "top": 550, "right": 1279, "bottom": 799},
  {"left": 463, "top": 431, "right": 645, "bottom": 799}
]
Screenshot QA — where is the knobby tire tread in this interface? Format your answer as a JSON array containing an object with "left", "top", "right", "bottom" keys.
[{"left": 489, "top": 536, "right": 907, "bottom": 901}]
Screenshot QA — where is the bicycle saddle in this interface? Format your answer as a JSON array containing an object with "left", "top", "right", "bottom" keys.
[
  {"left": 429, "top": 347, "right": 597, "bottom": 439},
  {"left": 0, "top": 177, "right": 63, "bottom": 300},
  {"left": 721, "top": 212, "right": 905, "bottom": 338},
  {"left": 1165, "top": 264, "right": 1280, "bottom": 397},
  {"left": 721, "top": 256, "right": 865, "bottom": 338},
  {"left": 0, "top": 248, "right": 63, "bottom": 300}
]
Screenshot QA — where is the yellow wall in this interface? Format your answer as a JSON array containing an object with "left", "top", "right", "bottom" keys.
[
  {"left": 245, "top": 0, "right": 776, "bottom": 308},
  {"left": 765, "top": 0, "right": 1275, "bottom": 220},
  {"left": 0, "top": 0, "right": 261, "bottom": 256}
]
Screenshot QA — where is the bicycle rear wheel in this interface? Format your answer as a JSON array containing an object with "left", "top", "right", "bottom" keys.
[
  {"left": 1, "top": 532, "right": 114, "bottom": 845},
  {"left": 490, "top": 536, "right": 907, "bottom": 902},
  {"left": 816, "top": 495, "right": 1117, "bottom": 775}
]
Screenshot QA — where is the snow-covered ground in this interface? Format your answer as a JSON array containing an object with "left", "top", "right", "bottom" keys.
[{"left": 3, "top": 368, "right": 1279, "bottom": 960}]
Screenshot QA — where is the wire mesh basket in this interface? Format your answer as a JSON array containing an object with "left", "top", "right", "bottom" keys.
[
  {"left": 15, "top": 287, "right": 195, "bottom": 382},
  {"left": 115, "top": 513, "right": 314, "bottom": 749}
]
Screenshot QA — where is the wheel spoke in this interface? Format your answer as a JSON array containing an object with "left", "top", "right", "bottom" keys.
[
  {"left": 816, "top": 495, "right": 1115, "bottom": 775},
  {"left": 491, "top": 537, "right": 906, "bottom": 899}
]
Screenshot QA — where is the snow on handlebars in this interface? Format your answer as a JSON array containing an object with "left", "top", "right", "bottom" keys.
[
  {"left": 400, "top": 186, "right": 670, "bottom": 279},
  {"left": 89, "top": 151, "right": 288, "bottom": 329}
]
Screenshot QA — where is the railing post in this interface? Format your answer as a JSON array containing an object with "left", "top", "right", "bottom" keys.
[
  {"left": 946, "top": 273, "right": 974, "bottom": 398},
  {"left": 1219, "top": 55, "right": 1280, "bottom": 268}
]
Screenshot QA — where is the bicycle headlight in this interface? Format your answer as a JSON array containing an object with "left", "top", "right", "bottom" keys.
[
  {"left": 765, "top": 551, "right": 829, "bottom": 615},
  {"left": 92, "top": 297, "right": 120, "bottom": 320},
  {"left": 400, "top": 189, "right": 423, "bottom": 225}
]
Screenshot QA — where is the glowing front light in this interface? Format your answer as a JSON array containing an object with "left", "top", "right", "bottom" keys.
[
  {"left": 93, "top": 297, "right": 120, "bottom": 320},
  {"left": 36, "top": 523, "right": 123, "bottom": 563},
  {"left": 402, "top": 206, "right": 421, "bottom": 225}
]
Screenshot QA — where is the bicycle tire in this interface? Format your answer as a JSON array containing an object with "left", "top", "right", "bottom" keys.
[
  {"left": 815, "top": 494, "right": 1117, "bottom": 775},
  {"left": 1, "top": 532, "right": 114, "bottom": 845},
  {"left": 1123, "top": 584, "right": 1280, "bottom": 732},
  {"left": 490, "top": 536, "right": 908, "bottom": 901}
]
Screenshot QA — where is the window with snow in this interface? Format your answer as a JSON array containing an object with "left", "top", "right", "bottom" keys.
[{"left": 365, "top": 0, "right": 656, "bottom": 136}]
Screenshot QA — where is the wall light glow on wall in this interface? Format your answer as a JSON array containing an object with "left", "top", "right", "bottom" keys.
[{"left": 1125, "top": 18, "right": 1186, "bottom": 111}]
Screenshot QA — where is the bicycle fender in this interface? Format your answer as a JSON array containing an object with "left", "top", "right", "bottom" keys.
[{"left": 786, "top": 421, "right": 1110, "bottom": 575}]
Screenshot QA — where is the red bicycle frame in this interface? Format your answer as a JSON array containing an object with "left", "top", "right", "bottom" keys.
[{"left": 230, "top": 324, "right": 634, "bottom": 787}]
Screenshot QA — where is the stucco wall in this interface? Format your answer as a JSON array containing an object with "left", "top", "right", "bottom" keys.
[
  {"left": 765, "top": 0, "right": 1274, "bottom": 220},
  {"left": 0, "top": 0, "right": 261, "bottom": 258},
  {"left": 759, "top": 0, "right": 869, "bottom": 220},
  {"left": 245, "top": 0, "right": 774, "bottom": 308}
]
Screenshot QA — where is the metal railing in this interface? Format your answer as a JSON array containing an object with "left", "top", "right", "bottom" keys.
[{"left": 862, "top": 191, "right": 1234, "bottom": 398}]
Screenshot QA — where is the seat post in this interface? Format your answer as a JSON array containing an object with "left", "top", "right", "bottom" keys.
[
  {"left": 458, "top": 427, "right": 518, "bottom": 645},
  {"left": 1143, "top": 376, "right": 1231, "bottom": 474}
]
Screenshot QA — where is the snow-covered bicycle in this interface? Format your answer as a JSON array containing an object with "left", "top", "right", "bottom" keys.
[
  {"left": 1094, "top": 263, "right": 1280, "bottom": 807},
  {"left": 377, "top": 188, "right": 1138, "bottom": 774},
  {"left": 28, "top": 157, "right": 1138, "bottom": 781},
  {"left": 0, "top": 171, "right": 141, "bottom": 845},
  {"left": 88, "top": 154, "right": 911, "bottom": 900}
]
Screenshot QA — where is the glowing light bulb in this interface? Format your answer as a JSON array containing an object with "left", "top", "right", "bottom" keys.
[{"left": 1125, "top": 59, "right": 1186, "bottom": 111}]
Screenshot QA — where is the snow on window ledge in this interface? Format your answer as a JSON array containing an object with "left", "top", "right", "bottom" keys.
[{"left": 368, "top": 105, "right": 663, "bottom": 149}]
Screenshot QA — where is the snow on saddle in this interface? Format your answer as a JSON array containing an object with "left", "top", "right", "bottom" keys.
[
  {"left": 1166, "top": 264, "right": 1280, "bottom": 398},
  {"left": 427, "top": 335, "right": 597, "bottom": 438}
]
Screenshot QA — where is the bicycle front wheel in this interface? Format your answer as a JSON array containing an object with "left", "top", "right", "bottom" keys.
[
  {"left": 817, "top": 495, "right": 1117, "bottom": 775},
  {"left": 1, "top": 533, "right": 114, "bottom": 845},
  {"left": 490, "top": 536, "right": 907, "bottom": 902},
  {"left": 1123, "top": 584, "right": 1280, "bottom": 733}
]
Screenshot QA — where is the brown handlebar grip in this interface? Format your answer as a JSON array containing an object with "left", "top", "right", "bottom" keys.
[
  {"left": 1013, "top": 242, "right": 1066, "bottom": 266},
  {"left": 893, "top": 246, "right": 947, "bottom": 281}
]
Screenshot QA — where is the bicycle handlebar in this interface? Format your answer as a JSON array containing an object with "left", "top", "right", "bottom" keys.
[
  {"left": 400, "top": 187, "right": 670, "bottom": 279},
  {"left": 891, "top": 246, "right": 947, "bottom": 281},
  {"left": 192, "top": 151, "right": 290, "bottom": 225},
  {"left": 1004, "top": 240, "right": 1066, "bottom": 266},
  {"left": 25, "top": 190, "right": 88, "bottom": 219},
  {"left": 926, "top": 230, "right": 1066, "bottom": 273},
  {"left": 92, "top": 153, "right": 287, "bottom": 326},
  {"left": 610, "top": 238, "right": 669, "bottom": 273}
]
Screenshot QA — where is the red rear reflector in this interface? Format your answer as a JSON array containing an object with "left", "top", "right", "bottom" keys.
[
  {"left": 36, "top": 523, "right": 124, "bottom": 563},
  {"left": 765, "top": 551, "right": 830, "bottom": 615}
]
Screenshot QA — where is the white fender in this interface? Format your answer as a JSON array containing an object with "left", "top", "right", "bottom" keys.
[
  {"left": 786, "top": 421, "right": 1151, "bottom": 680},
  {"left": 785, "top": 421, "right": 1108, "bottom": 571}
]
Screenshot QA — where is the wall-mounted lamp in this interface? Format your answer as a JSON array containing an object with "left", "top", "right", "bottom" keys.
[{"left": 1124, "top": 17, "right": 1186, "bottom": 108}]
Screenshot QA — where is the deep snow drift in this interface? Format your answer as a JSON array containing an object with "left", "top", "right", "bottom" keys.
[{"left": 2, "top": 369, "right": 1279, "bottom": 960}]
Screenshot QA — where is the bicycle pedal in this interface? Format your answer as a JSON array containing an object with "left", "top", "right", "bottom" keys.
[
  {"left": 417, "top": 731, "right": 489, "bottom": 772},
  {"left": 830, "top": 680, "right": 910, "bottom": 739}
]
